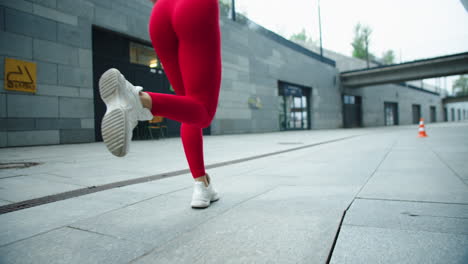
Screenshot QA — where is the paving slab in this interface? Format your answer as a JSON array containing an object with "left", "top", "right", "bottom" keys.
[
  {"left": 357, "top": 169, "right": 468, "bottom": 203},
  {"left": 330, "top": 225, "right": 468, "bottom": 264},
  {"left": 344, "top": 198, "right": 468, "bottom": 235},
  {"left": 0, "top": 129, "right": 366, "bottom": 204},
  {"left": 0, "top": 175, "right": 192, "bottom": 247},
  {"left": 0, "top": 174, "right": 84, "bottom": 202},
  {"left": 0, "top": 123, "right": 467, "bottom": 263},
  {"left": 69, "top": 175, "right": 279, "bottom": 248},
  {"left": 132, "top": 186, "right": 356, "bottom": 264},
  {"left": 378, "top": 150, "right": 447, "bottom": 171},
  {"left": 0, "top": 227, "right": 154, "bottom": 264}
]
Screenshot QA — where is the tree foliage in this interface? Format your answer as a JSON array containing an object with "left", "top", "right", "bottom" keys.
[
  {"left": 351, "top": 23, "right": 374, "bottom": 64},
  {"left": 453, "top": 75, "right": 468, "bottom": 96},
  {"left": 290, "top": 29, "right": 315, "bottom": 45},
  {"left": 382, "top": 50, "right": 395, "bottom": 65}
]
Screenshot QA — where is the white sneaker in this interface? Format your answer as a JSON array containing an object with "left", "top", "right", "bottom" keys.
[
  {"left": 191, "top": 175, "right": 220, "bottom": 209},
  {"left": 99, "top": 68, "right": 153, "bottom": 157}
]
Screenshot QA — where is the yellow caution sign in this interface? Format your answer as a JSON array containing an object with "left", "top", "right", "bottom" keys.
[{"left": 4, "top": 58, "right": 37, "bottom": 93}]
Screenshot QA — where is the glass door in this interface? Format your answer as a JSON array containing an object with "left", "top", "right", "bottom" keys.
[
  {"left": 279, "top": 82, "right": 310, "bottom": 131},
  {"left": 284, "top": 95, "right": 307, "bottom": 129}
]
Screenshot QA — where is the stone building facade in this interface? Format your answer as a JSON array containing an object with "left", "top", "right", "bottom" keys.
[{"left": 0, "top": 0, "right": 452, "bottom": 147}]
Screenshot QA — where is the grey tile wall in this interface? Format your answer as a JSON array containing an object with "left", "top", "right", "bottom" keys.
[
  {"left": 36, "top": 61, "right": 58, "bottom": 85},
  {"left": 0, "top": 7, "right": 5, "bottom": 30},
  {"left": 32, "top": 4, "right": 77, "bottom": 26},
  {"left": 30, "top": 0, "right": 57, "bottom": 9},
  {"left": 36, "top": 84, "right": 80, "bottom": 97},
  {"left": 56, "top": 0, "right": 94, "bottom": 21},
  {"left": 58, "top": 97, "right": 94, "bottom": 118},
  {"left": 7, "top": 94, "right": 59, "bottom": 118},
  {"left": 0, "top": 56, "right": 4, "bottom": 80},
  {"left": 57, "top": 65, "right": 92, "bottom": 88},
  {"left": 5, "top": 8, "right": 57, "bottom": 42},
  {"left": 0, "top": 0, "right": 33, "bottom": 13},
  {"left": 7, "top": 130, "right": 60, "bottom": 146},
  {"left": 0, "top": 31, "right": 33, "bottom": 59},
  {"left": 59, "top": 129, "right": 94, "bottom": 144},
  {"left": 0, "top": 93, "right": 5, "bottom": 118},
  {"left": 33, "top": 39, "right": 79, "bottom": 65},
  {"left": 0, "top": 132, "right": 6, "bottom": 147}
]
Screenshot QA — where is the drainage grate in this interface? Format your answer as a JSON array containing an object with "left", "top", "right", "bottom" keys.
[{"left": 0, "top": 162, "right": 41, "bottom": 170}]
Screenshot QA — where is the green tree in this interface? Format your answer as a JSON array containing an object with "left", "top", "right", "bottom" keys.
[
  {"left": 382, "top": 50, "right": 395, "bottom": 65},
  {"left": 351, "top": 23, "right": 374, "bottom": 67},
  {"left": 453, "top": 75, "right": 468, "bottom": 96},
  {"left": 290, "top": 29, "right": 315, "bottom": 45}
]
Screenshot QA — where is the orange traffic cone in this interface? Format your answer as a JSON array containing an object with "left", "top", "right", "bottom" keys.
[{"left": 418, "top": 118, "right": 428, "bottom": 138}]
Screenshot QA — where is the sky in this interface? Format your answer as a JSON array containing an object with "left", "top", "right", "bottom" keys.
[{"left": 234, "top": 0, "right": 468, "bottom": 93}]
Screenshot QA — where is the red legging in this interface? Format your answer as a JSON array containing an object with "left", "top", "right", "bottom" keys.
[{"left": 147, "top": 0, "right": 222, "bottom": 178}]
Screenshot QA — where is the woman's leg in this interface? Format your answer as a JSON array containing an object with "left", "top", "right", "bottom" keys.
[{"left": 147, "top": 0, "right": 221, "bottom": 179}]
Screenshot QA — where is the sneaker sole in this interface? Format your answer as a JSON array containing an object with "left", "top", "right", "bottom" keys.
[
  {"left": 191, "top": 197, "right": 219, "bottom": 209},
  {"left": 99, "top": 69, "right": 129, "bottom": 157},
  {"left": 191, "top": 203, "right": 210, "bottom": 209}
]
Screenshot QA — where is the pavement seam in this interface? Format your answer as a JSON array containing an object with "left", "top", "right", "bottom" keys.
[
  {"left": 338, "top": 224, "right": 468, "bottom": 237},
  {"left": 428, "top": 143, "right": 468, "bottom": 188},
  {"left": 325, "top": 138, "right": 397, "bottom": 264},
  {"left": 65, "top": 186, "right": 194, "bottom": 229},
  {"left": 0, "top": 188, "right": 193, "bottom": 249},
  {"left": 66, "top": 226, "right": 155, "bottom": 248},
  {"left": 355, "top": 197, "right": 468, "bottom": 206},
  {"left": 127, "top": 185, "right": 280, "bottom": 264},
  {"left": 0, "top": 226, "right": 63, "bottom": 248},
  {"left": 325, "top": 200, "right": 353, "bottom": 264},
  {"left": 0, "top": 135, "right": 360, "bottom": 215},
  {"left": 0, "top": 174, "right": 29, "bottom": 179}
]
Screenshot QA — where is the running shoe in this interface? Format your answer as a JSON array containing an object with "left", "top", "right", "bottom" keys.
[
  {"left": 191, "top": 175, "right": 220, "bottom": 209},
  {"left": 99, "top": 68, "right": 153, "bottom": 157}
]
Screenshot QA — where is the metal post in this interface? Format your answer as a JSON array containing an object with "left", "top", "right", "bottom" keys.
[
  {"left": 231, "top": 0, "right": 236, "bottom": 21},
  {"left": 318, "top": 0, "right": 323, "bottom": 58}
]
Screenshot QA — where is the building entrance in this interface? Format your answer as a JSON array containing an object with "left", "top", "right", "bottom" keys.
[
  {"left": 430, "top": 106, "right": 436, "bottom": 122},
  {"left": 278, "top": 82, "right": 311, "bottom": 130},
  {"left": 412, "top": 104, "right": 421, "bottom": 124},
  {"left": 342, "top": 95, "right": 362, "bottom": 128},
  {"left": 384, "top": 102, "right": 399, "bottom": 126}
]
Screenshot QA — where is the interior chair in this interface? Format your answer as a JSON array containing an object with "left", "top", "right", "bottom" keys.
[{"left": 148, "top": 116, "right": 168, "bottom": 139}]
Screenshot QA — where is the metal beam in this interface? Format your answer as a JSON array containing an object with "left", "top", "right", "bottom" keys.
[{"left": 341, "top": 52, "right": 468, "bottom": 88}]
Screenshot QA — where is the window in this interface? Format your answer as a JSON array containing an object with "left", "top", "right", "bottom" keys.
[
  {"left": 343, "top": 95, "right": 355, "bottom": 104},
  {"left": 129, "top": 42, "right": 161, "bottom": 69}
]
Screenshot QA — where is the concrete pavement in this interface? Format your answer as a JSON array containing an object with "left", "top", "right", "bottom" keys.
[{"left": 0, "top": 122, "right": 467, "bottom": 263}]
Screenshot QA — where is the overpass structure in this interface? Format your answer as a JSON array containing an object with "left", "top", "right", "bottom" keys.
[
  {"left": 340, "top": 52, "right": 468, "bottom": 88},
  {"left": 443, "top": 95, "right": 468, "bottom": 104}
]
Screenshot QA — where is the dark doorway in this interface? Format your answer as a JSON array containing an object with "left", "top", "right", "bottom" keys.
[
  {"left": 278, "top": 82, "right": 311, "bottom": 130},
  {"left": 444, "top": 107, "right": 448, "bottom": 122},
  {"left": 342, "top": 94, "right": 362, "bottom": 128},
  {"left": 412, "top": 104, "right": 421, "bottom": 124},
  {"left": 92, "top": 27, "right": 210, "bottom": 141},
  {"left": 451, "top": 108, "right": 455, "bottom": 121},
  {"left": 430, "top": 106, "right": 436, "bottom": 122},
  {"left": 384, "top": 102, "right": 398, "bottom": 126}
]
